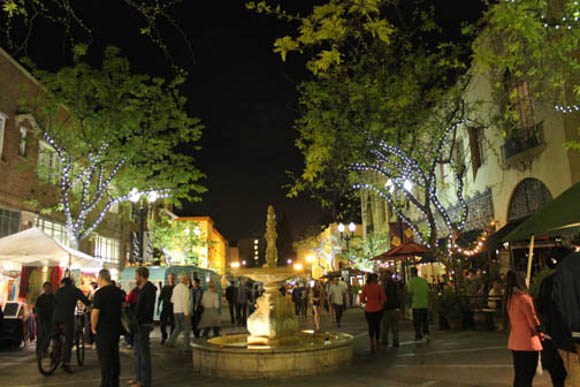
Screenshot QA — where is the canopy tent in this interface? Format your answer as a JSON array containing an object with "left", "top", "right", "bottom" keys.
[
  {"left": 503, "top": 182, "right": 580, "bottom": 242},
  {"left": 371, "top": 242, "right": 430, "bottom": 261},
  {"left": 0, "top": 227, "right": 102, "bottom": 270}
]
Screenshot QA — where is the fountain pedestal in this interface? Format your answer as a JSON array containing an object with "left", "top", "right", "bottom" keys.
[{"left": 243, "top": 269, "right": 298, "bottom": 348}]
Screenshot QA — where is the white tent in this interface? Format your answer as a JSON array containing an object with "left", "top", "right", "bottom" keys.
[{"left": 0, "top": 227, "right": 102, "bottom": 270}]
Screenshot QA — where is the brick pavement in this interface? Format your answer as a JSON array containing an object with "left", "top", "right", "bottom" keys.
[{"left": 0, "top": 308, "right": 554, "bottom": 386}]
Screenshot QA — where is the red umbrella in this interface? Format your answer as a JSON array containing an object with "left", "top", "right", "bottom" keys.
[{"left": 371, "top": 242, "right": 430, "bottom": 261}]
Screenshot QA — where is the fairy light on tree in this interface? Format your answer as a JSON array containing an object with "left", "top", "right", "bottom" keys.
[{"left": 26, "top": 47, "right": 205, "bottom": 250}]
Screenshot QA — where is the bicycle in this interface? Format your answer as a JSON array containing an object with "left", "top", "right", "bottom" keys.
[{"left": 37, "top": 312, "right": 86, "bottom": 376}]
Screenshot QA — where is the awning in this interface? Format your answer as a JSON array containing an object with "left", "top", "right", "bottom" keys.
[
  {"left": 0, "top": 227, "right": 102, "bottom": 270},
  {"left": 503, "top": 182, "right": 580, "bottom": 242},
  {"left": 371, "top": 242, "right": 430, "bottom": 261}
]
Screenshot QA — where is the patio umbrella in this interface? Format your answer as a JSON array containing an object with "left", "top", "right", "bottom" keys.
[{"left": 371, "top": 242, "right": 430, "bottom": 261}]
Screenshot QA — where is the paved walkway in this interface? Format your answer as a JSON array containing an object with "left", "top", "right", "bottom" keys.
[{"left": 0, "top": 309, "right": 554, "bottom": 386}]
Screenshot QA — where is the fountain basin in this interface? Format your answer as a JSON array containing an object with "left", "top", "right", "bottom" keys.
[{"left": 192, "top": 332, "right": 354, "bottom": 379}]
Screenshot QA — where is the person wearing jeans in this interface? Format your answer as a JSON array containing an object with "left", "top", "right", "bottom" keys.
[
  {"left": 166, "top": 273, "right": 191, "bottom": 351},
  {"left": 407, "top": 268, "right": 430, "bottom": 341},
  {"left": 381, "top": 271, "right": 401, "bottom": 347},
  {"left": 128, "top": 267, "right": 157, "bottom": 387},
  {"left": 328, "top": 278, "right": 347, "bottom": 328}
]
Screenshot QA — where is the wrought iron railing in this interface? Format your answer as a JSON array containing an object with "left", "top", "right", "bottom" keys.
[{"left": 501, "top": 121, "right": 544, "bottom": 162}]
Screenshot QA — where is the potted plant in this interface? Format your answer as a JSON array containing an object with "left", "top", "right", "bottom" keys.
[{"left": 439, "top": 289, "right": 464, "bottom": 330}]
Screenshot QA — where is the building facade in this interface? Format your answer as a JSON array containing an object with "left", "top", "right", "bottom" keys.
[{"left": 0, "top": 47, "right": 127, "bottom": 275}]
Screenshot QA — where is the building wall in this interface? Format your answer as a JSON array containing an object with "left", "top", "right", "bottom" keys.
[
  {"left": 0, "top": 47, "right": 126, "bottom": 271},
  {"left": 359, "top": 67, "right": 579, "bottom": 245},
  {"left": 174, "top": 217, "right": 228, "bottom": 274},
  {"left": 237, "top": 236, "right": 266, "bottom": 268}
]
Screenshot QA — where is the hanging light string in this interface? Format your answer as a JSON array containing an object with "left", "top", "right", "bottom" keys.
[{"left": 449, "top": 220, "right": 498, "bottom": 257}]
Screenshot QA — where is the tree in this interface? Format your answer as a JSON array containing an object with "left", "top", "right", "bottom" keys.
[
  {"left": 149, "top": 214, "right": 205, "bottom": 266},
  {"left": 0, "top": 0, "right": 194, "bottom": 68},
  {"left": 26, "top": 46, "right": 205, "bottom": 249},
  {"left": 353, "top": 97, "right": 471, "bottom": 266},
  {"left": 469, "top": 0, "right": 580, "bottom": 142},
  {"left": 343, "top": 231, "right": 389, "bottom": 271},
  {"left": 251, "top": 0, "right": 474, "bottom": 216}
]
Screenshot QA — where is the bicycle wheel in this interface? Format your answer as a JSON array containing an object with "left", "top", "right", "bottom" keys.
[
  {"left": 37, "top": 335, "right": 61, "bottom": 376},
  {"left": 76, "top": 326, "right": 85, "bottom": 366}
]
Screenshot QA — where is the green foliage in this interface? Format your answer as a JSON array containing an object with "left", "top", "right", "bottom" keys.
[
  {"left": 24, "top": 46, "right": 205, "bottom": 244},
  {"left": 470, "top": 0, "right": 580, "bottom": 136},
  {"left": 343, "top": 232, "right": 389, "bottom": 271},
  {"left": 149, "top": 215, "right": 205, "bottom": 266},
  {"left": 253, "top": 0, "right": 473, "bottom": 215}
]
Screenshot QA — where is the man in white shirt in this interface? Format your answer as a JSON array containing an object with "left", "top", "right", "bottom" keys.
[
  {"left": 327, "top": 277, "right": 347, "bottom": 328},
  {"left": 165, "top": 273, "right": 191, "bottom": 351}
]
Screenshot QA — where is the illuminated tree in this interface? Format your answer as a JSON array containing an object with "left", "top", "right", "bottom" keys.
[{"left": 26, "top": 46, "right": 205, "bottom": 249}]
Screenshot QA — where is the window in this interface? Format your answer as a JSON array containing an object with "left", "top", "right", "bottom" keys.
[
  {"left": 95, "top": 235, "right": 121, "bottom": 265},
  {"left": 19, "top": 127, "right": 27, "bottom": 157},
  {"left": 37, "top": 218, "right": 69, "bottom": 246},
  {"left": 468, "top": 127, "right": 485, "bottom": 178},
  {"left": 0, "top": 207, "right": 21, "bottom": 237},
  {"left": 0, "top": 113, "right": 6, "bottom": 160},
  {"left": 504, "top": 73, "right": 535, "bottom": 130},
  {"left": 453, "top": 138, "right": 465, "bottom": 172},
  {"left": 37, "top": 141, "right": 62, "bottom": 184}
]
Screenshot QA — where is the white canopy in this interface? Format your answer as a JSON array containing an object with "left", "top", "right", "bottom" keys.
[{"left": 0, "top": 227, "right": 103, "bottom": 270}]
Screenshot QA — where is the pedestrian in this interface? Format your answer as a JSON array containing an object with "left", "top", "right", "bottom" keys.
[
  {"left": 300, "top": 283, "right": 308, "bottom": 318},
  {"left": 225, "top": 281, "right": 237, "bottom": 325},
  {"left": 536, "top": 271, "right": 568, "bottom": 387},
  {"left": 190, "top": 278, "right": 204, "bottom": 338},
  {"left": 236, "top": 280, "right": 250, "bottom": 326},
  {"left": 127, "top": 267, "right": 157, "bottom": 387},
  {"left": 157, "top": 273, "right": 175, "bottom": 345},
  {"left": 125, "top": 286, "right": 138, "bottom": 348},
  {"left": 505, "top": 270, "right": 542, "bottom": 387},
  {"left": 91, "top": 269, "right": 124, "bottom": 387},
  {"left": 292, "top": 284, "right": 303, "bottom": 317},
  {"left": 381, "top": 270, "right": 401, "bottom": 348},
  {"left": 360, "top": 273, "right": 386, "bottom": 353},
  {"left": 552, "top": 238, "right": 580, "bottom": 386},
  {"left": 52, "top": 277, "right": 90, "bottom": 373},
  {"left": 407, "top": 267, "right": 430, "bottom": 342},
  {"left": 199, "top": 280, "right": 221, "bottom": 337},
  {"left": 311, "top": 281, "right": 323, "bottom": 331},
  {"left": 34, "top": 281, "right": 54, "bottom": 350},
  {"left": 166, "top": 272, "right": 191, "bottom": 351},
  {"left": 327, "top": 277, "right": 347, "bottom": 328}
]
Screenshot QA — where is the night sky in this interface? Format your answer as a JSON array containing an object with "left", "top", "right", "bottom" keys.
[{"left": 1, "top": 0, "right": 484, "bottom": 242}]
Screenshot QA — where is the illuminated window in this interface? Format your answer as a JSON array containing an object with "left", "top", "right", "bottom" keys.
[
  {"left": 254, "top": 239, "right": 259, "bottom": 244},
  {"left": 95, "top": 236, "right": 121, "bottom": 265},
  {"left": 37, "top": 218, "right": 68, "bottom": 246}
]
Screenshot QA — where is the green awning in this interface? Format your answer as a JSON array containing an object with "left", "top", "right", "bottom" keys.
[{"left": 503, "top": 182, "right": 580, "bottom": 242}]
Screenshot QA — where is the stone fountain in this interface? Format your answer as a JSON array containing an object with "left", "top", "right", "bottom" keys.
[{"left": 191, "top": 206, "right": 353, "bottom": 379}]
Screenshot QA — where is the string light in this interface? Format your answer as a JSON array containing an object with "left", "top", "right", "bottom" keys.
[{"left": 555, "top": 104, "right": 580, "bottom": 114}]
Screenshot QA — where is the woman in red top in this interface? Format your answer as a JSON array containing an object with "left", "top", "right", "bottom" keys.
[
  {"left": 360, "top": 273, "right": 386, "bottom": 353},
  {"left": 505, "top": 270, "right": 543, "bottom": 387}
]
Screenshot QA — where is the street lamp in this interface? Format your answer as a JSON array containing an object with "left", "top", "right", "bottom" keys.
[
  {"left": 338, "top": 222, "right": 357, "bottom": 248},
  {"left": 130, "top": 188, "right": 160, "bottom": 264}
]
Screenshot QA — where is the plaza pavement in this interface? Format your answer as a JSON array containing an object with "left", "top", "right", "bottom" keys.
[{"left": 0, "top": 309, "right": 553, "bottom": 386}]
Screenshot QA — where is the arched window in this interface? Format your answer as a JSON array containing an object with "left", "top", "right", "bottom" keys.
[{"left": 507, "top": 178, "right": 552, "bottom": 221}]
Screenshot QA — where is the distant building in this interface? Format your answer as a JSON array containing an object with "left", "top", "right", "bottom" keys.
[{"left": 237, "top": 236, "right": 266, "bottom": 268}]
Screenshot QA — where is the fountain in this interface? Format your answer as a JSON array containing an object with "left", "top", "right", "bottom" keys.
[{"left": 191, "top": 206, "right": 354, "bottom": 379}]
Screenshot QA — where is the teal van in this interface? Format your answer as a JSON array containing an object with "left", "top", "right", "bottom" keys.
[{"left": 119, "top": 266, "right": 222, "bottom": 321}]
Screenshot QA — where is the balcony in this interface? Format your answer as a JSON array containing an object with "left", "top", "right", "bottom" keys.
[{"left": 501, "top": 121, "right": 545, "bottom": 170}]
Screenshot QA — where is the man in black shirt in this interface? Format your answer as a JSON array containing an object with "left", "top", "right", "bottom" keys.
[
  {"left": 53, "top": 277, "right": 90, "bottom": 373},
  {"left": 381, "top": 270, "right": 401, "bottom": 348},
  {"left": 157, "top": 273, "right": 175, "bottom": 345},
  {"left": 35, "top": 282, "right": 55, "bottom": 348},
  {"left": 91, "top": 269, "right": 124, "bottom": 387},
  {"left": 225, "top": 281, "right": 237, "bottom": 324}
]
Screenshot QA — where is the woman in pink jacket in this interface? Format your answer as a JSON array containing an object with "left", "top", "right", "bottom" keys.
[
  {"left": 360, "top": 273, "right": 386, "bottom": 353},
  {"left": 505, "top": 270, "right": 543, "bottom": 387}
]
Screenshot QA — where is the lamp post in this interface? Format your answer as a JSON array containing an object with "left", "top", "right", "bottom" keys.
[
  {"left": 338, "top": 222, "right": 357, "bottom": 249},
  {"left": 130, "top": 189, "right": 160, "bottom": 264}
]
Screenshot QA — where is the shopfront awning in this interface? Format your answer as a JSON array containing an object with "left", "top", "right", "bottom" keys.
[
  {"left": 0, "top": 227, "right": 102, "bottom": 270},
  {"left": 503, "top": 182, "right": 580, "bottom": 242}
]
